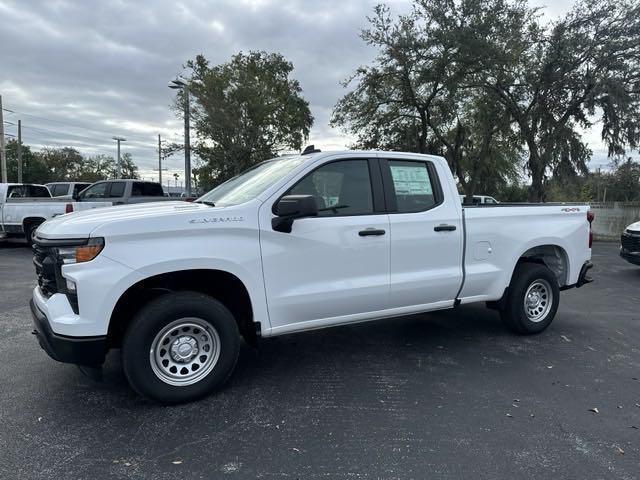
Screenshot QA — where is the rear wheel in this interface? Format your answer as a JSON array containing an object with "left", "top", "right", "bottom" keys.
[
  {"left": 500, "top": 263, "right": 560, "bottom": 334},
  {"left": 122, "top": 291, "right": 240, "bottom": 404}
]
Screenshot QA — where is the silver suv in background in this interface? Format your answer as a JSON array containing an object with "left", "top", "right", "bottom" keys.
[{"left": 75, "top": 179, "right": 175, "bottom": 205}]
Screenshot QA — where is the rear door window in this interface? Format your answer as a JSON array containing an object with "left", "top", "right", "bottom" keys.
[
  {"left": 26, "top": 185, "right": 51, "bottom": 198},
  {"left": 387, "top": 160, "right": 437, "bottom": 212},
  {"left": 51, "top": 184, "right": 69, "bottom": 197},
  {"left": 132, "top": 182, "right": 164, "bottom": 197},
  {"left": 109, "top": 182, "right": 126, "bottom": 198}
]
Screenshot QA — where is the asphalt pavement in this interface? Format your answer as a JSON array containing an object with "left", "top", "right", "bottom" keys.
[{"left": 0, "top": 241, "right": 638, "bottom": 479}]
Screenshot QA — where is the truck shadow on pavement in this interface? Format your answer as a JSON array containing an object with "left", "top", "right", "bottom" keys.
[{"left": 48, "top": 303, "right": 591, "bottom": 410}]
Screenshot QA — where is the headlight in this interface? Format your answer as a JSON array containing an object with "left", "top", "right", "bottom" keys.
[{"left": 57, "top": 238, "right": 105, "bottom": 264}]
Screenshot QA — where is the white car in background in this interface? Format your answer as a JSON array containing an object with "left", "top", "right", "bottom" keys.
[
  {"left": 460, "top": 194, "right": 499, "bottom": 204},
  {"left": 46, "top": 182, "right": 93, "bottom": 199},
  {"left": 0, "top": 183, "right": 111, "bottom": 244}
]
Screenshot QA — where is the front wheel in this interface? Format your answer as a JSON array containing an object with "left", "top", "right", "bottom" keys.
[
  {"left": 122, "top": 292, "right": 240, "bottom": 404},
  {"left": 25, "top": 221, "right": 42, "bottom": 246},
  {"left": 500, "top": 263, "right": 560, "bottom": 334}
]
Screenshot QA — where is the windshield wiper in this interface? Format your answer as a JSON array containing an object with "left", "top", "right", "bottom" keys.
[{"left": 194, "top": 200, "right": 216, "bottom": 207}]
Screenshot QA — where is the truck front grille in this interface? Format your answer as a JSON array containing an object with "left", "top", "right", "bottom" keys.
[
  {"left": 32, "top": 242, "right": 79, "bottom": 313},
  {"left": 621, "top": 231, "right": 640, "bottom": 253},
  {"left": 32, "top": 244, "right": 58, "bottom": 297}
]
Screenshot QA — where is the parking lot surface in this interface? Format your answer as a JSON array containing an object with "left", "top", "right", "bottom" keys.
[{"left": 0, "top": 241, "right": 638, "bottom": 479}]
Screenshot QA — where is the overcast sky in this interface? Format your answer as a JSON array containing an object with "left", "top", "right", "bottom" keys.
[{"left": 0, "top": 0, "right": 620, "bottom": 184}]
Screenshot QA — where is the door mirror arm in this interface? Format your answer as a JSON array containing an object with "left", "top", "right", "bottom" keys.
[{"left": 272, "top": 195, "right": 318, "bottom": 233}]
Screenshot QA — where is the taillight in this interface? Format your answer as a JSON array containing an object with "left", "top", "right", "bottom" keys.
[
  {"left": 65, "top": 203, "right": 73, "bottom": 214},
  {"left": 587, "top": 210, "right": 594, "bottom": 248}
]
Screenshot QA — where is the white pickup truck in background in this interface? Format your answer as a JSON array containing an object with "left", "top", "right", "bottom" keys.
[
  {"left": 29, "top": 150, "right": 594, "bottom": 403},
  {"left": 0, "top": 183, "right": 111, "bottom": 244}
]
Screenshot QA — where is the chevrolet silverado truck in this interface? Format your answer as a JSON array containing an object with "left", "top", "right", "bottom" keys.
[
  {"left": 0, "top": 183, "right": 111, "bottom": 245},
  {"left": 30, "top": 150, "right": 594, "bottom": 403}
]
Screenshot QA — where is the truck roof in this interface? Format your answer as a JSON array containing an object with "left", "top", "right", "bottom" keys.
[{"left": 286, "top": 150, "right": 446, "bottom": 162}]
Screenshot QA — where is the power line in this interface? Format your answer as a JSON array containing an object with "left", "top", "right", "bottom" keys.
[{"left": 2, "top": 107, "right": 173, "bottom": 143}]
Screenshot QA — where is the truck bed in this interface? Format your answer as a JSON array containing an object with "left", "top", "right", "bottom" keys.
[{"left": 459, "top": 203, "right": 591, "bottom": 303}]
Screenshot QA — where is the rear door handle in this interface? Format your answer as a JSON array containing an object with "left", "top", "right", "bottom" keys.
[
  {"left": 434, "top": 224, "right": 457, "bottom": 232},
  {"left": 359, "top": 228, "right": 386, "bottom": 237}
]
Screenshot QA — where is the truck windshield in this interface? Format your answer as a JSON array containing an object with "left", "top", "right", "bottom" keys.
[{"left": 197, "top": 156, "right": 305, "bottom": 207}]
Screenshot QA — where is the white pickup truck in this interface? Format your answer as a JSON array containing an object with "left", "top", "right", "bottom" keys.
[
  {"left": 0, "top": 183, "right": 111, "bottom": 244},
  {"left": 30, "top": 150, "right": 594, "bottom": 403}
]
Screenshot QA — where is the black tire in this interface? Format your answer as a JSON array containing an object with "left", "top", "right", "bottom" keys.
[
  {"left": 24, "top": 221, "right": 42, "bottom": 246},
  {"left": 122, "top": 291, "right": 240, "bottom": 404},
  {"left": 500, "top": 263, "right": 560, "bottom": 335}
]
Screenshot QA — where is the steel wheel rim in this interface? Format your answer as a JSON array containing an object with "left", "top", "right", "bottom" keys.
[
  {"left": 149, "top": 318, "right": 221, "bottom": 386},
  {"left": 524, "top": 279, "right": 553, "bottom": 323}
]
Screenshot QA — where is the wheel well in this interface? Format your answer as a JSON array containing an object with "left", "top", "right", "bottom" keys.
[
  {"left": 517, "top": 244, "right": 569, "bottom": 287},
  {"left": 108, "top": 269, "right": 256, "bottom": 348},
  {"left": 23, "top": 217, "right": 45, "bottom": 229}
]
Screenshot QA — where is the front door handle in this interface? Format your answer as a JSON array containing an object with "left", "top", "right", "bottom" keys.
[
  {"left": 434, "top": 224, "right": 457, "bottom": 232},
  {"left": 359, "top": 228, "right": 386, "bottom": 237}
]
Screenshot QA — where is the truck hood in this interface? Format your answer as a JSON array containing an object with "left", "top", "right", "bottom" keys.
[
  {"left": 37, "top": 201, "right": 211, "bottom": 239},
  {"left": 627, "top": 221, "right": 640, "bottom": 233}
]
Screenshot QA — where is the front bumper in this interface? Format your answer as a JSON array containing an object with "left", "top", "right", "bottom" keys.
[
  {"left": 620, "top": 231, "right": 640, "bottom": 265},
  {"left": 620, "top": 250, "right": 640, "bottom": 265},
  {"left": 30, "top": 299, "right": 107, "bottom": 366}
]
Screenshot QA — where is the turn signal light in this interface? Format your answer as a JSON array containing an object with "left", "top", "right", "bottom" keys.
[
  {"left": 76, "top": 240, "right": 104, "bottom": 263},
  {"left": 65, "top": 203, "right": 74, "bottom": 214}
]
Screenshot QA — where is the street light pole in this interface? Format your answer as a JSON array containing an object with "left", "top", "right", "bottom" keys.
[
  {"left": 112, "top": 136, "right": 126, "bottom": 179},
  {"left": 184, "top": 88, "right": 191, "bottom": 197},
  {"left": 158, "top": 134, "right": 162, "bottom": 185},
  {"left": 169, "top": 78, "right": 191, "bottom": 197},
  {"left": 17, "top": 120, "right": 22, "bottom": 183}
]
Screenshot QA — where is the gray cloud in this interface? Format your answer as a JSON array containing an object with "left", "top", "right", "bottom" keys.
[{"left": 1, "top": 0, "right": 625, "bottom": 184}]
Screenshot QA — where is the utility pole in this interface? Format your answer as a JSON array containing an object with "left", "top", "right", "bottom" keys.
[
  {"left": 0, "top": 95, "right": 6, "bottom": 183},
  {"left": 112, "top": 136, "right": 126, "bottom": 179},
  {"left": 17, "top": 120, "right": 22, "bottom": 183}
]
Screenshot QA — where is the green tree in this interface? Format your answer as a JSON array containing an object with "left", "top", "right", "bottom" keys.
[
  {"left": 37, "top": 147, "right": 85, "bottom": 181},
  {"left": 75, "top": 153, "right": 139, "bottom": 181},
  {"left": 175, "top": 51, "right": 313, "bottom": 189},
  {"left": 607, "top": 158, "right": 640, "bottom": 201},
  {"left": 479, "top": 0, "right": 640, "bottom": 200},
  {"left": 3, "top": 142, "right": 139, "bottom": 184},
  {"left": 331, "top": 1, "right": 524, "bottom": 199},
  {"left": 4, "top": 139, "right": 49, "bottom": 183}
]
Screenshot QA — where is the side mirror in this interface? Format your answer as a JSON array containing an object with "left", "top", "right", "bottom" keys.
[{"left": 272, "top": 195, "right": 318, "bottom": 233}]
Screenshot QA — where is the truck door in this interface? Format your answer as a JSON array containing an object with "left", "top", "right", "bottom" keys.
[
  {"left": 259, "top": 157, "right": 390, "bottom": 333},
  {"left": 380, "top": 158, "right": 463, "bottom": 309}
]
